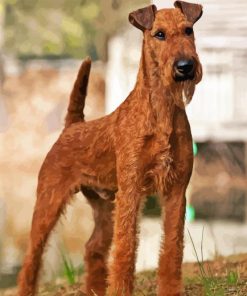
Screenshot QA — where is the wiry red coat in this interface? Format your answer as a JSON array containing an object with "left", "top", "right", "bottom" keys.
[{"left": 18, "top": 1, "right": 203, "bottom": 295}]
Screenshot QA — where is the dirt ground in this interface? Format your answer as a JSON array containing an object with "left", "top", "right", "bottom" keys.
[{"left": 1, "top": 254, "right": 247, "bottom": 296}]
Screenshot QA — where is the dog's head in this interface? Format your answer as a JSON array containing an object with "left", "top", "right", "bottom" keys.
[{"left": 129, "top": 1, "right": 203, "bottom": 108}]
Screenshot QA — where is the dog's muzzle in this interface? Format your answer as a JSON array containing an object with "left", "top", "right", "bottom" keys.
[{"left": 173, "top": 59, "right": 195, "bottom": 81}]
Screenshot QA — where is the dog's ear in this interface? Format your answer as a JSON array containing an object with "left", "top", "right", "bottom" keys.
[
  {"left": 129, "top": 5, "right": 157, "bottom": 31},
  {"left": 174, "top": 1, "right": 203, "bottom": 24}
]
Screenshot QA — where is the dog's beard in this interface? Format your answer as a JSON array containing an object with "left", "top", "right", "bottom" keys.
[
  {"left": 182, "top": 80, "right": 195, "bottom": 106},
  {"left": 174, "top": 80, "right": 195, "bottom": 109}
]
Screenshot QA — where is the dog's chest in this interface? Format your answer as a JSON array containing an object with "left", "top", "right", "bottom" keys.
[
  {"left": 141, "top": 134, "right": 175, "bottom": 194},
  {"left": 141, "top": 128, "right": 193, "bottom": 194}
]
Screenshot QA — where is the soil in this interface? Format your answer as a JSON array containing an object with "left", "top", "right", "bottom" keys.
[{"left": 1, "top": 254, "right": 247, "bottom": 296}]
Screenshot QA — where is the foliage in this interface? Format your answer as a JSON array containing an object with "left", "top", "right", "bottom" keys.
[{"left": 3, "top": 0, "right": 148, "bottom": 60}]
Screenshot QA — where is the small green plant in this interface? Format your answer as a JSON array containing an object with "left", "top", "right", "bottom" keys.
[
  {"left": 187, "top": 227, "right": 225, "bottom": 296},
  {"left": 226, "top": 270, "right": 239, "bottom": 285},
  {"left": 61, "top": 252, "right": 76, "bottom": 285},
  {"left": 187, "top": 228, "right": 244, "bottom": 295}
]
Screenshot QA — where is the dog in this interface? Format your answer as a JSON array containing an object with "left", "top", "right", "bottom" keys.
[{"left": 18, "top": 1, "right": 203, "bottom": 295}]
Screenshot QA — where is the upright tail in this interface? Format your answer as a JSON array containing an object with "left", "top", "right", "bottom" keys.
[{"left": 64, "top": 56, "right": 91, "bottom": 128}]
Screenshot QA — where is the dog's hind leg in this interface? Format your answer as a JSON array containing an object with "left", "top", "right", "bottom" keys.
[
  {"left": 18, "top": 174, "right": 75, "bottom": 296},
  {"left": 81, "top": 187, "right": 114, "bottom": 296}
]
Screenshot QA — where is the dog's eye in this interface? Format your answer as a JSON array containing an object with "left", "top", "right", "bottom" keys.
[
  {"left": 154, "top": 31, "right": 166, "bottom": 40},
  {"left": 185, "top": 27, "right": 193, "bottom": 36}
]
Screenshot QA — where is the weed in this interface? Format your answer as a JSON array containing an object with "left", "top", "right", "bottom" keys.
[
  {"left": 226, "top": 270, "right": 239, "bottom": 285},
  {"left": 187, "top": 227, "right": 226, "bottom": 296},
  {"left": 61, "top": 252, "right": 76, "bottom": 285}
]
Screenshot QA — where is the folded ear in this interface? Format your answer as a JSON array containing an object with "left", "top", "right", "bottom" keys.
[
  {"left": 129, "top": 5, "right": 157, "bottom": 31},
  {"left": 174, "top": 1, "right": 203, "bottom": 24}
]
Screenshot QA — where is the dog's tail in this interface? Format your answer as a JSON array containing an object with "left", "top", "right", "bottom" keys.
[{"left": 64, "top": 57, "right": 91, "bottom": 128}]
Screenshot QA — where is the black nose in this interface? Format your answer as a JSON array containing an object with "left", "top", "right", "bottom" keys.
[{"left": 174, "top": 59, "right": 195, "bottom": 81}]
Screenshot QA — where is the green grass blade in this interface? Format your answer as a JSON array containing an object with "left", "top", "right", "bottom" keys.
[
  {"left": 187, "top": 228, "right": 206, "bottom": 279},
  {"left": 61, "top": 252, "right": 76, "bottom": 285}
]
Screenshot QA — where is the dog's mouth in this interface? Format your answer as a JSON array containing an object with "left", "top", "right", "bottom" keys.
[
  {"left": 161, "top": 58, "right": 202, "bottom": 109},
  {"left": 174, "top": 73, "right": 195, "bottom": 82},
  {"left": 172, "top": 59, "right": 202, "bottom": 109}
]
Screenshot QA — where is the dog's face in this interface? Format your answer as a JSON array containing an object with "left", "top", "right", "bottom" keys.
[{"left": 129, "top": 1, "right": 203, "bottom": 108}]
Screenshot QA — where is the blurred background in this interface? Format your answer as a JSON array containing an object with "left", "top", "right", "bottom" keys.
[{"left": 0, "top": 0, "right": 246, "bottom": 291}]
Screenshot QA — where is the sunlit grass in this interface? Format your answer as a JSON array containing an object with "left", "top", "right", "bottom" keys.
[{"left": 187, "top": 228, "right": 243, "bottom": 296}]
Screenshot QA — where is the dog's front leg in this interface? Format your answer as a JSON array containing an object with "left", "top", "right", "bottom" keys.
[
  {"left": 157, "top": 107, "right": 193, "bottom": 296},
  {"left": 158, "top": 184, "right": 187, "bottom": 296},
  {"left": 107, "top": 161, "right": 143, "bottom": 295}
]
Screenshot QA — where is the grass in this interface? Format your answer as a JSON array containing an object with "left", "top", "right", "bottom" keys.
[
  {"left": 60, "top": 251, "right": 84, "bottom": 286},
  {"left": 226, "top": 270, "right": 239, "bottom": 285},
  {"left": 61, "top": 252, "right": 76, "bottom": 285},
  {"left": 1, "top": 256, "right": 247, "bottom": 295},
  {"left": 40, "top": 244, "right": 247, "bottom": 295},
  {"left": 1, "top": 251, "right": 247, "bottom": 295},
  {"left": 187, "top": 228, "right": 245, "bottom": 296}
]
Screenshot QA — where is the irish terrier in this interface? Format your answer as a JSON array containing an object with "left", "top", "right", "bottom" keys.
[{"left": 18, "top": 1, "right": 203, "bottom": 295}]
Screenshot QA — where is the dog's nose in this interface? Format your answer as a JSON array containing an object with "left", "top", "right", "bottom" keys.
[
  {"left": 174, "top": 59, "right": 195, "bottom": 81},
  {"left": 176, "top": 59, "right": 194, "bottom": 74}
]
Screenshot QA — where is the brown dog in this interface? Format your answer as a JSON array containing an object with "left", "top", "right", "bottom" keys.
[{"left": 18, "top": 1, "right": 203, "bottom": 295}]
